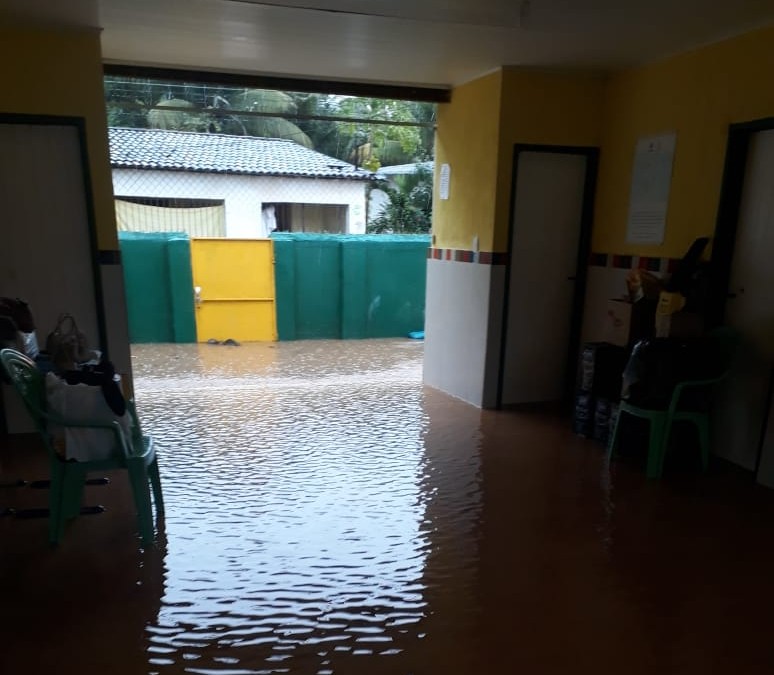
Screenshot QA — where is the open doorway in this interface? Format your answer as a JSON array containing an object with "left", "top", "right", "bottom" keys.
[{"left": 105, "top": 72, "right": 436, "bottom": 346}]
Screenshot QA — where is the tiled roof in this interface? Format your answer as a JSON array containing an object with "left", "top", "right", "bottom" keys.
[{"left": 109, "top": 127, "right": 372, "bottom": 181}]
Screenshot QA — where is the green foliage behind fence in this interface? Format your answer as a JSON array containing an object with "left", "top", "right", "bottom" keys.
[{"left": 272, "top": 233, "right": 429, "bottom": 340}]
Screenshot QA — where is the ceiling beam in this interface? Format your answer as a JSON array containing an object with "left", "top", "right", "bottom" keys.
[{"left": 103, "top": 63, "right": 452, "bottom": 103}]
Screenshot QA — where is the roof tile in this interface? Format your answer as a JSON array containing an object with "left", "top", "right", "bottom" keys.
[{"left": 109, "top": 127, "right": 372, "bottom": 181}]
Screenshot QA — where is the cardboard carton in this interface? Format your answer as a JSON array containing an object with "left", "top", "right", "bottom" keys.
[{"left": 604, "top": 298, "right": 656, "bottom": 347}]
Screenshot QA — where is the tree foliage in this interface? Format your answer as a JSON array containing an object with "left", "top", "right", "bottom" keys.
[
  {"left": 368, "top": 165, "right": 433, "bottom": 234},
  {"left": 104, "top": 76, "right": 435, "bottom": 166}
]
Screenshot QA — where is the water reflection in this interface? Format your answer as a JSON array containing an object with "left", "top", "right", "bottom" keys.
[{"left": 131, "top": 339, "right": 480, "bottom": 674}]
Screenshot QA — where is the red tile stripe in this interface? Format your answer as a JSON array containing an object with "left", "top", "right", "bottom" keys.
[
  {"left": 427, "top": 247, "right": 508, "bottom": 265},
  {"left": 588, "top": 252, "right": 681, "bottom": 274}
]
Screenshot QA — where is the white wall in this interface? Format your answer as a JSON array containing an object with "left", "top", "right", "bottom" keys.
[
  {"left": 112, "top": 170, "right": 368, "bottom": 237},
  {"left": 424, "top": 258, "right": 504, "bottom": 408}
]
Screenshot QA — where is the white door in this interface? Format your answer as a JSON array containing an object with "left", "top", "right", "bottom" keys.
[
  {"left": 0, "top": 122, "right": 101, "bottom": 433},
  {"left": 714, "top": 129, "right": 774, "bottom": 474},
  {"left": 501, "top": 151, "right": 587, "bottom": 405}
]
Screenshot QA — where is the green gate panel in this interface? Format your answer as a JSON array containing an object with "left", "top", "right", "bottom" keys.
[
  {"left": 341, "top": 238, "right": 369, "bottom": 339},
  {"left": 166, "top": 236, "right": 197, "bottom": 343},
  {"left": 362, "top": 236, "right": 428, "bottom": 338},
  {"left": 119, "top": 232, "right": 196, "bottom": 343},
  {"left": 294, "top": 235, "right": 342, "bottom": 339},
  {"left": 271, "top": 233, "right": 430, "bottom": 341},
  {"left": 272, "top": 235, "right": 297, "bottom": 340}
]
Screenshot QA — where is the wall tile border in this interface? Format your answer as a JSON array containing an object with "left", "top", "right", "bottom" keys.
[
  {"left": 427, "top": 248, "right": 508, "bottom": 265},
  {"left": 428, "top": 248, "right": 679, "bottom": 272},
  {"left": 588, "top": 252, "right": 681, "bottom": 274}
]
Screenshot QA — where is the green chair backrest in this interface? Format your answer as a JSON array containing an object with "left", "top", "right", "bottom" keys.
[{"left": 0, "top": 348, "right": 48, "bottom": 436}]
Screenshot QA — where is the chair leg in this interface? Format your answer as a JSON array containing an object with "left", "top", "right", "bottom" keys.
[
  {"left": 695, "top": 417, "right": 710, "bottom": 472},
  {"left": 148, "top": 458, "right": 165, "bottom": 519},
  {"left": 646, "top": 415, "right": 668, "bottom": 479},
  {"left": 657, "top": 419, "right": 673, "bottom": 479},
  {"left": 128, "top": 462, "right": 154, "bottom": 545},
  {"left": 48, "top": 462, "right": 66, "bottom": 546},
  {"left": 608, "top": 408, "right": 623, "bottom": 463},
  {"left": 61, "top": 470, "right": 85, "bottom": 520}
]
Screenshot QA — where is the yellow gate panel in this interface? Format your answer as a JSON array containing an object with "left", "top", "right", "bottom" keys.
[{"left": 190, "top": 238, "right": 277, "bottom": 343}]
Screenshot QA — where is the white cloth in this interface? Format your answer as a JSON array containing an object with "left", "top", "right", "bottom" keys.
[{"left": 45, "top": 373, "right": 133, "bottom": 461}]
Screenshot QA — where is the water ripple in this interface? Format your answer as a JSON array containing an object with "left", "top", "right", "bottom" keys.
[{"left": 130, "top": 339, "right": 482, "bottom": 673}]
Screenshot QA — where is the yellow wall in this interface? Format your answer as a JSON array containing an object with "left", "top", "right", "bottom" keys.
[
  {"left": 433, "top": 70, "right": 502, "bottom": 251},
  {"left": 438, "top": 25, "right": 774, "bottom": 259},
  {"left": 494, "top": 69, "right": 607, "bottom": 252},
  {"left": 595, "top": 24, "right": 774, "bottom": 257},
  {"left": 434, "top": 68, "right": 606, "bottom": 252},
  {"left": 0, "top": 26, "right": 117, "bottom": 250}
]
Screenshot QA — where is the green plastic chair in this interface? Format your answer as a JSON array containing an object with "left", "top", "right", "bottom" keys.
[
  {"left": 0, "top": 347, "right": 164, "bottom": 545},
  {"left": 608, "top": 327, "right": 738, "bottom": 479}
]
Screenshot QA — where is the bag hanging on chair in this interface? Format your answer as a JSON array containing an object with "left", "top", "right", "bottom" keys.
[
  {"left": 45, "top": 372, "right": 132, "bottom": 462},
  {"left": 45, "top": 313, "right": 92, "bottom": 373}
]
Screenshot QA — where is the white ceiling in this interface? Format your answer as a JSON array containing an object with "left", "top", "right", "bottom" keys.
[{"left": 6, "top": 0, "right": 774, "bottom": 90}]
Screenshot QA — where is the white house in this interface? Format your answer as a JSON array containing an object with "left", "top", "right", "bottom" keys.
[{"left": 109, "top": 127, "right": 373, "bottom": 237}]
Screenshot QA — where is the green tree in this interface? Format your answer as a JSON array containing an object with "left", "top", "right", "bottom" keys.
[
  {"left": 103, "top": 76, "right": 435, "bottom": 164},
  {"left": 368, "top": 164, "right": 433, "bottom": 234},
  {"left": 224, "top": 89, "right": 313, "bottom": 147},
  {"left": 337, "top": 97, "right": 434, "bottom": 168},
  {"left": 147, "top": 99, "right": 213, "bottom": 132}
]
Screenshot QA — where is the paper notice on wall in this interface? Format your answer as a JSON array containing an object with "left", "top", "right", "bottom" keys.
[
  {"left": 439, "top": 163, "right": 451, "bottom": 200},
  {"left": 626, "top": 132, "right": 676, "bottom": 245}
]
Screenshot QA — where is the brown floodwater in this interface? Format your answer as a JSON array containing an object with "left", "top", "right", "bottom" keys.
[{"left": 3, "top": 338, "right": 774, "bottom": 674}]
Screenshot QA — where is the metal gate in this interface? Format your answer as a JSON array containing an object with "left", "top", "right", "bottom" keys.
[{"left": 190, "top": 238, "right": 277, "bottom": 343}]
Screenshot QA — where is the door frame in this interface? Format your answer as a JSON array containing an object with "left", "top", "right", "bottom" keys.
[
  {"left": 496, "top": 143, "right": 600, "bottom": 409},
  {"left": 710, "top": 117, "right": 774, "bottom": 475},
  {"left": 709, "top": 117, "right": 774, "bottom": 326}
]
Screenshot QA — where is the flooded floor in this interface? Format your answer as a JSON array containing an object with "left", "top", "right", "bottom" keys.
[{"left": 3, "top": 339, "right": 774, "bottom": 674}]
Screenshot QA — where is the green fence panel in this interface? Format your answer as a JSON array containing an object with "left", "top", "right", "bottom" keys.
[
  {"left": 271, "top": 233, "right": 429, "bottom": 340},
  {"left": 341, "top": 238, "right": 369, "bottom": 339},
  {"left": 294, "top": 235, "right": 342, "bottom": 339},
  {"left": 166, "top": 236, "right": 197, "bottom": 343},
  {"left": 119, "top": 232, "right": 196, "bottom": 343},
  {"left": 272, "top": 235, "right": 297, "bottom": 341},
  {"left": 361, "top": 236, "right": 428, "bottom": 338}
]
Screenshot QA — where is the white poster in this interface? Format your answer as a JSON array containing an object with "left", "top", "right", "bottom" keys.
[
  {"left": 626, "top": 132, "right": 677, "bottom": 245},
  {"left": 439, "top": 163, "right": 451, "bottom": 200}
]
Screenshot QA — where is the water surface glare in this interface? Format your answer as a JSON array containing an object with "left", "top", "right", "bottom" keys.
[{"left": 131, "top": 339, "right": 481, "bottom": 674}]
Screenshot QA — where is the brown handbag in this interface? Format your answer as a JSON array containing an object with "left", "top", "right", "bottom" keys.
[{"left": 46, "top": 313, "right": 90, "bottom": 372}]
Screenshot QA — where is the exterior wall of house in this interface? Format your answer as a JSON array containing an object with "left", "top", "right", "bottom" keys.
[{"left": 112, "top": 169, "right": 368, "bottom": 237}]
